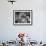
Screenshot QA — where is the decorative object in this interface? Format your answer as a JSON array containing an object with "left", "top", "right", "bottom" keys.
[{"left": 13, "top": 10, "right": 32, "bottom": 25}]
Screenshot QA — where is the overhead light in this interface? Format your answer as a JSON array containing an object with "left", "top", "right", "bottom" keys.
[{"left": 8, "top": 0, "right": 16, "bottom": 4}]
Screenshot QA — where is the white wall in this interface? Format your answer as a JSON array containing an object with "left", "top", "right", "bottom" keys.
[{"left": 0, "top": 0, "right": 46, "bottom": 42}]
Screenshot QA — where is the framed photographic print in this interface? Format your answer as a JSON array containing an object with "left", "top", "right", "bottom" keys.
[{"left": 13, "top": 10, "right": 32, "bottom": 25}]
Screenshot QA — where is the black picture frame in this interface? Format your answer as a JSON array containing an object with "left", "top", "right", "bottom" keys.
[{"left": 13, "top": 10, "right": 33, "bottom": 26}]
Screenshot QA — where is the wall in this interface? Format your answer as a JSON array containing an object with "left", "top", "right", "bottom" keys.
[{"left": 0, "top": 0, "right": 46, "bottom": 42}]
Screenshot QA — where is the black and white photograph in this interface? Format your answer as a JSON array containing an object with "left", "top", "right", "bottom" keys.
[{"left": 13, "top": 10, "right": 32, "bottom": 25}]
